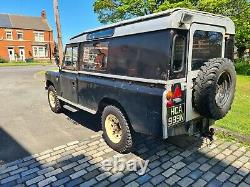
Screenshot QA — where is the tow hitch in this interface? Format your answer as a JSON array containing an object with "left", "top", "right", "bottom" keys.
[{"left": 203, "top": 128, "right": 215, "bottom": 145}]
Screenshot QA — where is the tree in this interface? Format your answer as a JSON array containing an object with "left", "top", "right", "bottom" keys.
[
  {"left": 93, "top": 0, "right": 249, "bottom": 58},
  {"left": 197, "top": 0, "right": 250, "bottom": 58},
  {"left": 93, "top": 0, "right": 196, "bottom": 24}
]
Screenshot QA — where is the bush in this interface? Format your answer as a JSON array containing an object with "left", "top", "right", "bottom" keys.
[
  {"left": 0, "top": 57, "right": 8, "bottom": 63},
  {"left": 235, "top": 58, "right": 250, "bottom": 76}
]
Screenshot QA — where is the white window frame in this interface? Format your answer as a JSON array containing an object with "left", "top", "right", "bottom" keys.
[
  {"left": 34, "top": 31, "right": 44, "bottom": 42},
  {"left": 17, "top": 31, "right": 24, "bottom": 40},
  {"left": 33, "top": 46, "right": 47, "bottom": 58},
  {"left": 6, "top": 30, "right": 13, "bottom": 40}
]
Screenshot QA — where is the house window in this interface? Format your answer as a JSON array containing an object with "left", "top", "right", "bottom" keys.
[
  {"left": 33, "top": 46, "right": 47, "bottom": 58},
  {"left": 6, "top": 31, "right": 13, "bottom": 40},
  {"left": 34, "top": 32, "right": 44, "bottom": 42},
  {"left": 17, "top": 31, "right": 24, "bottom": 40}
]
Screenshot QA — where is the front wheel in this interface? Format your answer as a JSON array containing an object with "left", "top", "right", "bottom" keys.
[
  {"left": 48, "top": 85, "right": 63, "bottom": 113},
  {"left": 102, "top": 105, "right": 133, "bottom": 153}
]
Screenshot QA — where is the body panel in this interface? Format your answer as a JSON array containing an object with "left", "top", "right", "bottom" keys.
[
  {"left": 59, "top": 71, "right": 78, "bottom": 104},
  {"left": 45, "top": 71, "right": 60, "bottom": 91},
  {"left": 77, "top": 72, "right": 165, "bottom": 136}
]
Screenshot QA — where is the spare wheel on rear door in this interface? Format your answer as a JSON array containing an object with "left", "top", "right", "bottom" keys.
[{"left": 193, "top": 58, "right": 236, "bottom": 120}]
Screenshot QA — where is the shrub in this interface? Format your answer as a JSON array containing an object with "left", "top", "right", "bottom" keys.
[
  {"left": 235, "top": 58, "right": 250, "bottom": 76},
  {"left": 0, "top": 57, "right": 8, "bottom": 63}
]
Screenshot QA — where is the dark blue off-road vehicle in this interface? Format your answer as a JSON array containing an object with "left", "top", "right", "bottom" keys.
[{"left": 46, "top": 8, "right": 236, "bottom": 153}]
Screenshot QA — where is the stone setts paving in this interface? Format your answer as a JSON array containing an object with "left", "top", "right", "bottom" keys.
[{"left": 0, "top": 134, "right": 250, "bottom": 187}]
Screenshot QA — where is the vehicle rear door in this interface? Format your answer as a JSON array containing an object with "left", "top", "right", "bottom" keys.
[
  {"left": 162, "top": 30, "right": 188, "bottom": 138},
  {"left": 59, "top": 44, "right": 79, "bottom": 104},
  {"left": 186, "top": 24, "right": 226, "bottom": 122}
]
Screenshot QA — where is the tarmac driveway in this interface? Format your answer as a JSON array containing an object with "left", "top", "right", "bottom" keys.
[{"left": 0, "top": 66, "right": 99, "bottom": 164}]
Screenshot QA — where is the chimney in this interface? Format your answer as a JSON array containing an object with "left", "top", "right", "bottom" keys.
[{"left": 41, "top": 10, "right": 47, "bottom": 19}]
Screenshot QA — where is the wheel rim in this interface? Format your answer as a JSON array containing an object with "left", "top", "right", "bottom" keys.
[
  {"left": 215, "top": 71, "right": 232, "bottom": 108},
  {"left": 105, "top": 114, "right": 122, "bottom": 144},
  {"left": 49, "top": 91, "right": 56, "bottom": 108}
]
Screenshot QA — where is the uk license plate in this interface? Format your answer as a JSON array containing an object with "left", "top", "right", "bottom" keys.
[{"left": 167, "top": 104, "right": 185, "bottom": 126}]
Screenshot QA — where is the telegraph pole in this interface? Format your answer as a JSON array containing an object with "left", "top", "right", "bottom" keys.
[{"left": 53, "top": 0, "right": 63, "bottom": 66}]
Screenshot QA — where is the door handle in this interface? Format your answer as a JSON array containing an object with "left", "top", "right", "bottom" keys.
[{"left": 72, "top": 81, "right": 76, "bottom": 88}]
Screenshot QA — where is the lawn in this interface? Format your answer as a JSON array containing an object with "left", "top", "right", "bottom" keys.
[
  {"left": 0, "top": 62, "right": 53, "bottom": 67},
  {"left": 215, "top": 75, "right": 250, "bottom": 136}
]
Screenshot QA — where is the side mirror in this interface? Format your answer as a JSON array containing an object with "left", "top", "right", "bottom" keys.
[
  {"left": 53, "top": 52, "right": 61, "bottom": 68},
  {"left": 55, "top": 56, "right": 60, "bottom": 67}
]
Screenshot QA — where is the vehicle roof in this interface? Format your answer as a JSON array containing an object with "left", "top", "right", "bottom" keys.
[{"left": 68, "top": 8, "right": 235, "bottom": 44}]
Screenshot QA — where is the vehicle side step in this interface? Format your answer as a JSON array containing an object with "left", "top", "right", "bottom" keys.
[{"left": 63, "top": 105, "right": 78, "bottom": 112}]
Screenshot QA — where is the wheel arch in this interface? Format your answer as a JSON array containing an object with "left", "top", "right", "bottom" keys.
[
  {"left": 97, "top": 97, "right": 132, "bottom": 129},
  {"left": 46, "top": 80, "right": 54, "bottom": 89}
]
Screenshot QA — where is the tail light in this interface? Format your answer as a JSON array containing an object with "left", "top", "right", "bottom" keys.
[
  {"left": 166, "top": 85, "right": 183, "bottom": 107},
  {"left": 173, "top": 85, "right": 182, "bottom": 99},
  {"left": 166, "top": 91, "right": 174, "bottom": 100}
]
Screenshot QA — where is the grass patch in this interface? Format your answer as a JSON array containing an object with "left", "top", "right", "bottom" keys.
[
  {"left": 37, "top": 68, "right": 59, "bottom": 76},
  {"left": 215, "top": 75, "right": 250, "bottom": 136},
  {"left": 0, "top": 62, "right": 53, "bottom": 67},
  {"left": 215, "top": 131, "right": 250, "bottom": 150}
]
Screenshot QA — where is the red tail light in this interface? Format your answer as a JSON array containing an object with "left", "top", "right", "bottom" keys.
[{"left": 173, "top": 85, "right": 182, "bottom": 98}]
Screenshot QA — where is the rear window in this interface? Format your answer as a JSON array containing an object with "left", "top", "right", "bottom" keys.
[{"left": 192, "top": 30, "right": 223, "bottom": 70}]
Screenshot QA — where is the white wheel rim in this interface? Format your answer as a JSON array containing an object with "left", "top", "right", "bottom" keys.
[
  {"left": 105, "top": 114, "right": 122, "bottom": 144},
  {"left": 49, "top": 91, "right": 56, "bottom": 108}
]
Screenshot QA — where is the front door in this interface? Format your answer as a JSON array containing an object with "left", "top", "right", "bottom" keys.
[
  {"left": 8, "top": 48, "right": 15, "bottom": 61},
  {"left": 186, "top": 24, "right": 226, "bottom": 122},
  {"left": 59, "top": 45, "right": 79, "bottom": 104},
  {"left": 19, "top": 48, "right": 25, "bottom": 61}
]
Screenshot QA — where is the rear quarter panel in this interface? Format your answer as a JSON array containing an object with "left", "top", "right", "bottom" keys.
[{"left": 77, "top": 74, "right": 165, "bottom": 136}]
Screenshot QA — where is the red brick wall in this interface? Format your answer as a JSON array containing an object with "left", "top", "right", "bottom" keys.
[{"left": 0, "top": 28, "right": 54, "bottom": 61}]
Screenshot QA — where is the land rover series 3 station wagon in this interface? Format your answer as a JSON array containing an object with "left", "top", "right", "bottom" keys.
[{"left": 45, "top": 8, "right": 236, "bottom": 153}]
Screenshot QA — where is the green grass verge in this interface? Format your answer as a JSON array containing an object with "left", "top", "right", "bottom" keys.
[
  {"left": 215, "top": 75, "right": 250, "bottom": 136},
  {"left": 0, "top": 62, "right": 53, "bottom": 67},
  {"left": 215, "top": 131, "right": 250, "bottom": 149},
  {"left": 36, "top": 68, "right": 59, "bottom": 76}
]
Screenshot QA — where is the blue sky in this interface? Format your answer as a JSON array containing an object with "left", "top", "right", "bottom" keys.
[{"left": 0, "top": 0, "right": 102, "bottom": 44}]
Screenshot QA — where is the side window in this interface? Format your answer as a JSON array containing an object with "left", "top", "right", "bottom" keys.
[
  {"left": 172, "top": 35, "right": 186, "bottom": 72},
  {"left": 80, "top": 42, "right": 109, "bottom": 71},
  {"left": 225, "top": 35, "right": 234, "bottom": 61},
  {"left": 192, "top": 31, "right": 223, "bottom": 70},
  {"left": 63, "top": 45, "right": 78, "bottom": 70},
  {"left": 108, "top": 30, "right": 171, "bottom": 80}
]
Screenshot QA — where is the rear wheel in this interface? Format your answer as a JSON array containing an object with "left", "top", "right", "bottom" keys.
[
  {"left": 102, "top": 105, "right": 133, "bottom": 153},
  {"left": 48, "top": 85, "right": 63, "bottom": 113}
]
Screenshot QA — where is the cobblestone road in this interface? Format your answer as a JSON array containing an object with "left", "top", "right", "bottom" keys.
[{"left": 0, "top": 134, "right": 249, "bottom": 187}]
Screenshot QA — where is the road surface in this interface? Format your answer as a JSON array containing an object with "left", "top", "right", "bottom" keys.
[{"left": 0, "top": 66, "right": 99, "bottom": 164}]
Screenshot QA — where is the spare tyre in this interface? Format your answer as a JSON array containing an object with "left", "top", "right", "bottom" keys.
[{"left": 193, "top": 58, "right": 236, "bottom": 120}]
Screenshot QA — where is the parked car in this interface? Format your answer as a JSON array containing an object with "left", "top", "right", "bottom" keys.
[{"left": 45, "top": 8, "right": 236, "bottom": 153}]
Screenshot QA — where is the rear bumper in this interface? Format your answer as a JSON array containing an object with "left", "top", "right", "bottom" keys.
[{"left": 166, "top": 118, "right": 215, "bottom": 137}]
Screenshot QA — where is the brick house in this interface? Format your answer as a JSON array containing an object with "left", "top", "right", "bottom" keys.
[{"left": 0, "top": 10, "right": 54, "bottom": 61}]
